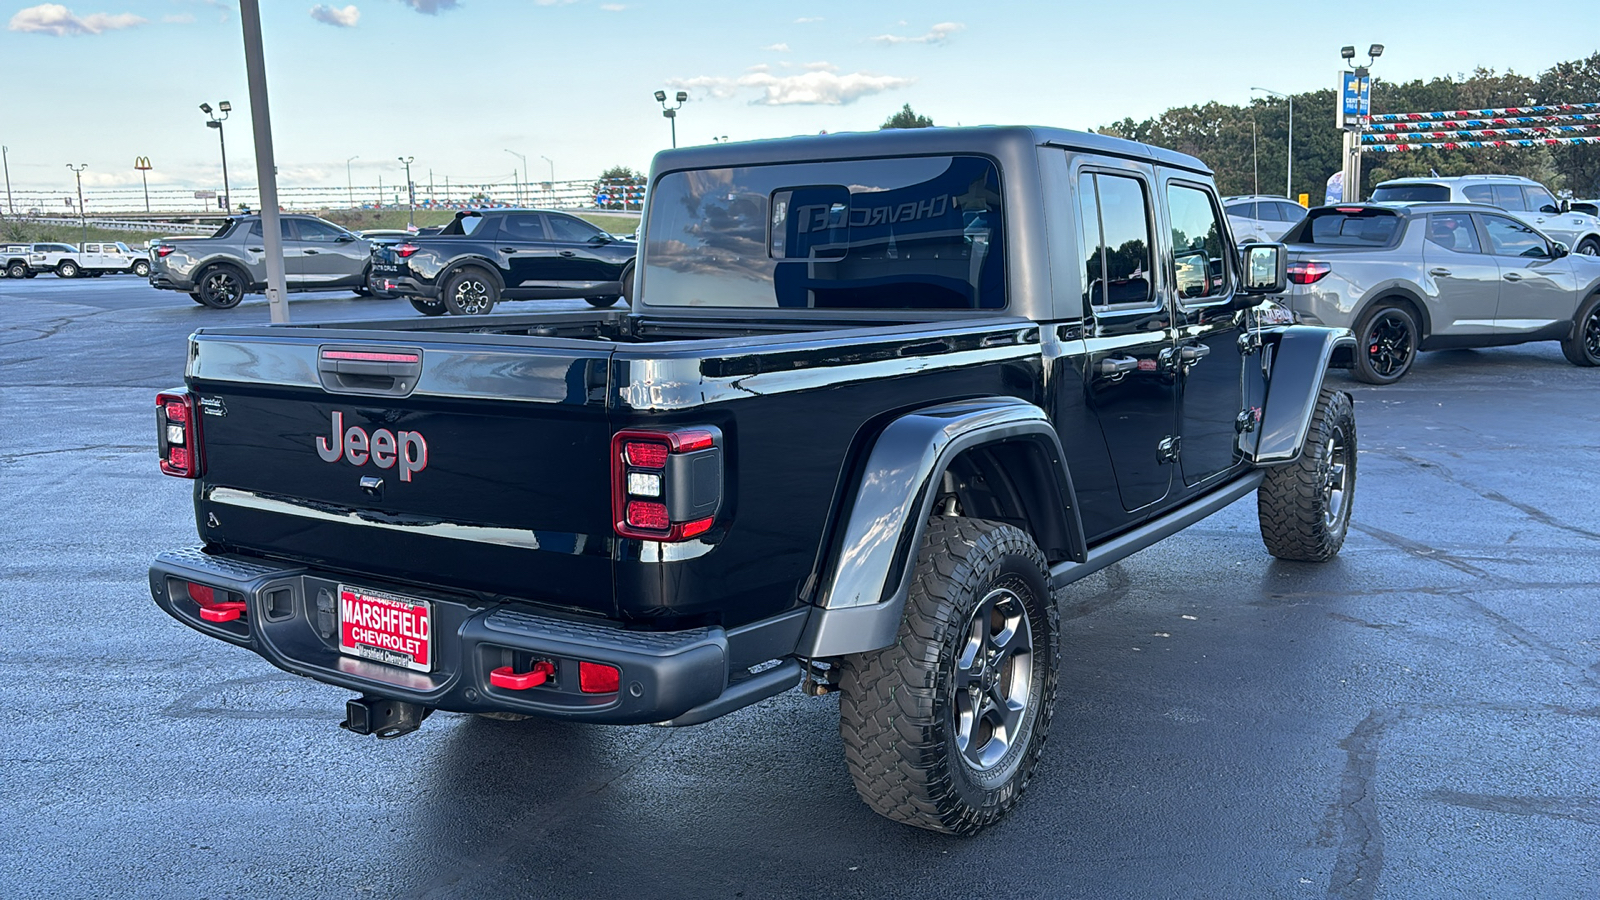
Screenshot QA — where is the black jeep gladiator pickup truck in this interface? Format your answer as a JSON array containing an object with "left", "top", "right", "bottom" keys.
[
  {"left": 369, "top": 208, "right": 636, "bottom": 316},
  {"left": 150, "top": 126, "right": 1356, "bottom": 834}
]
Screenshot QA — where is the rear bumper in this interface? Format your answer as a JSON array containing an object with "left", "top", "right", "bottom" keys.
[
  {"left": 370, "top": 272, "right": 431, "bottom": 299},
  {"left": 150, "top": 547, "right": 801, "bottom": 725},
  {"left": 150, "top": 271, "right": 194, "bottom": 291}
]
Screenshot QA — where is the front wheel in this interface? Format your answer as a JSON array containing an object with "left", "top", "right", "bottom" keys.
[
  {"left": 441, "top": 269, "right": 498, "bottom": 315},
  {"left": 619, "top": 259, "right": 636, "bottom": 305},
  {"left": 56, "top": 261, "right": 80, "bottom": 278},
  {"left": 1258, "top": 387, "right": 1356, "bottom": 561},
  {"left": 409, "top": 296, "right": 449, "bottom": 317},
  {"left": 1561, "top": 293, "right": 1600, "bottom": 366},
  {"left": 1352, "top": 301, "right": 1418, "bottom": 384},
  {"left": 197, "top": 266, "right": 246, "bottom": 309},
  {"left": 839, "top": 517, "right": 1058, "bottom": 835},
  {"left": 131, "top": 260, "right": 150, "bottom": 277},
  {"left": 1575, "top": 237, "right": 1600, "bottom": 257}
]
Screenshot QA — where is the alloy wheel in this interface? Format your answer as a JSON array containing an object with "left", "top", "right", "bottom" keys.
[
  {"left": 1365, "top": 311, "right": 1413, "bottom": 378},
  {"left": 204, "top": 270, "right": 241, "bottom": 305},
  {"left": 951, "top": 583, "right": 1035, "bottom": 771},
  {"left": 1585, "top": 307, "right": 1600, "bottom": 361},
  {"left": 1320, "top": 425, "right": 1352, "bottom": 530},
  {"left": 451, "top": 278, "right": 491, "bottom": 314}
]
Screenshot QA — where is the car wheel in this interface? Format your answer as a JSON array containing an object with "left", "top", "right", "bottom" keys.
[
  {"left": 409, "top": 296, "right": 449, "bottom": 317},
  {"left": 197, "top": 265, "right": 246, "bottom": 309},
  {"left": 132, "top": 260, "right": 150, "bottom": 277},
  {"left": 620, "top": 259, "right": 636, "bottom": 305},
  {"left": 56, "top": 261, "right": 80, "bottom": 278},
  {"left": 441, "top": 268, "right": 498, "bottom": 315},
  {"left": 189, "top": 292, "right": 207, "bottom": 305},
  {"left": 1352, "top": 301, "right": 1419, "bottom": 384},
  {"left": 5, "top": 261, "right": 26, "bottom": 279},
  {"left": 839, "top": 516, "right": 1058, "bottom": 835},
  {"left": 1576, "top": 237, "right": 1600, "bottom": 257},
  {"left": 1561, "top": 292, "right": 1600, "bottom": 367},
  {"left": 1258, "top": 387, "right": 1356, "bottom": 562}
]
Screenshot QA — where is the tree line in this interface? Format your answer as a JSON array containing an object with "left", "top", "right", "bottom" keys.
[{"left": 1097, "top": 52, "right": 1600, "bottom": 202}]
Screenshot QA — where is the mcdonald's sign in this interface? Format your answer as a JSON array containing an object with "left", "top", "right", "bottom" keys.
[{"left": 134, "top": 157, "right": 152, "bottom": 171}]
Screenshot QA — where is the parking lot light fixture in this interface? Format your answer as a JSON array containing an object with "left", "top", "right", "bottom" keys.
[
  {"left": 655, "top": 90, "right": 687, "bottom": 148},
  {"left": 66, "top": 163, "right": 87, "bottom": 245},
  {"left": 345, "top": 155, "right": 358, "bottom": 209},
  {"left": 398, "top": 156, "right": 415, "bottom": 227},
  {"left": 1251, "top": 87, "right": 1294, "bottom": 200},
  {"left": 200, "top": 101, "right": 232, "bottom": 212},
  {"left": 504, "top": 149, "right": 527, "bottom": 206},
  {"left": 1341, "top": 45, "right": 1356, "bottom": 63},
  {"left": 1369, "top": 44, "right": 1383, "bottom": 59}
]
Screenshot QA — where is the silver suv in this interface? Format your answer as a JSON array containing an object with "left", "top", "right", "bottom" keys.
[
  {"left": 148, "top": 214, "right": 372, "bottom": 308},
  {"left": 1223, "top": 195, "right": 1307, "bottom": 243},
  {"left": 1371, "top": 175, "right": 1600, "bottom": 255}
]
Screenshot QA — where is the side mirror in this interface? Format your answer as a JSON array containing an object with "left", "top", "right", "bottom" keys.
[
  {"left": 588, "top": 234, "right": 611, "bottom": 245},
  {"left": 1540, "top": 204, "right": 1561, "bottom": 215},
  {"left": 1237, "top": 243, "right": 1287, "bottom": 295},
  {"left": 335, "top": 234, "right": 354, "bottom": 243},
  {"left": 1553, "top": 241, "right": 1570, "bottom": 258}
]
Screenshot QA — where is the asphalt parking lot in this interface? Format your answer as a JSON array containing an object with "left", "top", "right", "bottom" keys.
[{"left": 3, "top": 275, "right": 1598, "bottom": 899}]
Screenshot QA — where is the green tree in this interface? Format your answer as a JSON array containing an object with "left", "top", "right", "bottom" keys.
[{"left": 881, "top": 104, "right": 934, "bottom": 129}]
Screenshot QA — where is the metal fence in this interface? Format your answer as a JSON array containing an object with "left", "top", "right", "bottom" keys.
[{"left": 1, "top": 178, "right": 647, "bottom": 217}]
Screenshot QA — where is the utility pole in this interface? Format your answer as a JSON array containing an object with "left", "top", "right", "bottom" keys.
[
  {"left": 66, "top": 163, "right": 87, "bottom": 233},
  {"left": 2, "top": 145, "right": 13, "bottom": 215},
  {"left": 397, "top": 156, "right": 415, "bottom": 227},
  {"left": 504, "top": 149, "right": 527, "bottom": 206},
  {"left": 135, "top": 157, "right": 153, "bottom": 214},
  {"left": 239, "top": 0, "right": 289, "bottom": 323}
]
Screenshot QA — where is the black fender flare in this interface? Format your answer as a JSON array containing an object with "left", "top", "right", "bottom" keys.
[
  {"left": 796, "top": 396, "right": 1084, "bottom": 658},
  {"left": 1251, "top": 325, "right": 1356, "bottom": 465}
]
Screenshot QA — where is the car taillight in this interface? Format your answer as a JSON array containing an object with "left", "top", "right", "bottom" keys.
[
  {"left": 611, "top": 427, "right": 722, "bottom": 541},
  {"left": 155, "top": 245, "right": 175, "bottom": 258},
  {"left": 394, "top": 243, "right": 421, "bottom": 258},
  {"left": 156, "top": 389, "right": 203, "bottom": 478},
  {"left": 579, "top": 661, "right": 621, "bottom": 694},
  {"left": 1287, "top": 261, "right": 1331, "bottom": 285}
]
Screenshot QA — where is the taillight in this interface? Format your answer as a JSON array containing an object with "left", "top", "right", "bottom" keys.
[
  {"left": 394, "top": 242, "right": 421, "bottom": 258},
  {"left": 579, "top": 661, "right": 621, "bottom": 694},
  {"left": 156, "top": 389, "right": 203, "bottom": 478},
  {"left": 155, "top": 245, "right": 175, "bottom": 258},
  {"left": 611, "top": 427, "right": 723, "bottom": 541},
  {"left": 1287, "top": 261, "right": 1331, "bottom": 285}
]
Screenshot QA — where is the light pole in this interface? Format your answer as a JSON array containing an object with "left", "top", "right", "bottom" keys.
[
  {"left": 397, "top": 156, "right": 415, "bottom": 227},
  {"left": 504, "top": 149, "right": 527, "bottom": 206},
  {"left": 1252, "top": 86, "right": 1294, "bottom": 199},
  {"left": 345, "top": 155, "right": 358, "bottom": 209},
  {"left": 200, "top": 101, "right": 232, "bottom": 211},
  {"left": 654, "top": 90, "right": 687, "bottom": 148},
  {"left": 66, "top": 163, "right": 87, "bottom": 247},
  {"left": 1339, "top": 44, "right": 1383, "bottom": 202},
  {"left": 134, "top": 156, "right": 153, "bottom": 213},
  {"left": 3, "top": 145, "right": 14, "bottom": 215}
]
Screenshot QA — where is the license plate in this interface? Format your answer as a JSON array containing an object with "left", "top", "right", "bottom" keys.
[{"left": 338, "top": 585, "right": 432, "bottom": 672}]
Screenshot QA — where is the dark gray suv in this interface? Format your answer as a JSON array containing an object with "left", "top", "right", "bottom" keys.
[{"left": 149, "top": 215, "right": 373, "bottom": 308}]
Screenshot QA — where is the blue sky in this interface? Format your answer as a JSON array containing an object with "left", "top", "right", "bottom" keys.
[{"left": 2, "top": 0, "right": 1597, "bottom": 195}]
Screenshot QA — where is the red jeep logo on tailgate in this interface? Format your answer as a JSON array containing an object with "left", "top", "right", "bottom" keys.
[{"left": 316, "top": 411, "right": 428, "bottom": 482}]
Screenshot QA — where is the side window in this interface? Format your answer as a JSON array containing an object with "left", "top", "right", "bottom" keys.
[
  {"left": 545, "top": 214, "right": 605, "bottom": 243},
  {"left": 1080, "top": 173, "right": 1153, "bottom": 308},
  {"left": 295, "top": 219, "right": 346, "bottom": 242},
  {"left": 1424, "top": 213, "right": 1482, "bottom": 253},
  {"left": 1491, "top": 184, "right": 1526, "bottom": 210},
  {"left": 1462, "top": 185, "right": 1495, "bottom": 205},
  {"left": 499, "top": 214, "right": 546, "bottom": 241},
  {"left": 247, "top": 220, "right": 292, "bottom": 238},
  {"left": 1253, "top": 202, "right": 1283, "bottom": 222},
  {"left": 1166, "top": 183, "right": 1229, "bottom": 301},
  {"left": 1276, "top": 201, "right": 1306, "bottom": 223},
  {"left": 1523, "top": 186, "right": 1559, "bottom": 213},
  {"left": 1482, "top": 214, "right": 1549, "bottom": 258}
]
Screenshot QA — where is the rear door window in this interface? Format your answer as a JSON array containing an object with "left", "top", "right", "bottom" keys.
[
  {"left": 1078, "top": 172, "right": 1154, "bottom": 309},
  {"left": 498, "top": 214, "right": 547, "bottom": 242},
  {"left": 1491, "top": 185, "right": 1526, "bottom": 210},
  {"left": 1424, "top": 213, "right": 1482, "bottom": 253}
]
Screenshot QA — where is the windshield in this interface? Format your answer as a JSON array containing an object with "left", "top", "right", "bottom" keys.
[
  {"left": 1284, "top": 209, "right": 1402, "bottom": 246},
  {"left": 642, "top": 155, "right": 1005, "bottom": 310},
  {"left": 1370, "top": 184, "right": 1450, "bottom": 203}
]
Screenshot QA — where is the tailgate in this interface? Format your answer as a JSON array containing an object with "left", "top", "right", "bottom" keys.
[{"left": 187, "top": 332, "right": 618, "bottom": 616}]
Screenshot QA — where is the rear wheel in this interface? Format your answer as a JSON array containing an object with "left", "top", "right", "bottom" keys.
[
  {"left": 409, "top": 296, "right": 449, "bottom": 316},
  {"left": 197, "top": 266, "right": 246, "bottom": 309},
  {"left": 131, "top": 260, "right": 150, "bottom": 277},
  {"left": 1258, "top": 387, "right": 1356, "bottom": 562},
  {"left": 1561, "top": 293, "right": 1600, "bottom": 366},
  {"left": 619, "top": 259, "right": 636, "bottom": 305},
  {"left": 1352, "top": 301, "right": 1418, "bottom": 384},
  {"left": 189, "top": 291, "right": 206, "bottom": 305},
  {"left": 56, "top": 261, "right": 80, "bottom": 278},
  {"left": 5, "top": 261, "right": 25, "bottom": 279},
  {"left": 441, "top": 268, "right": 498, "bottom": 315},
  {"left": 839, "top": 517, "right": 1058, "bottom": 835}
]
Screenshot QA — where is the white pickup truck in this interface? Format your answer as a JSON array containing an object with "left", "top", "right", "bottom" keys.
[{"left": 29, "top": 241, "right": 150, "bottom": 277}]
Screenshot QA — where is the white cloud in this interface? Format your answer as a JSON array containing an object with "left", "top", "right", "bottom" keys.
[
  {"left": 310, "top": 4, "right": 359, "bottom": 26},
  {"left": 871, "top": 21, "right": 964, "bottom": 45},
  {"left": 746, "top": 63, "right": 771, "bottom": 73},
  {"left": 739, "top": 70, "right": 914, "bottom": 106},
  {"left": 8, "top": 4, "right": 146, "bottom": 35},
  {"left": 802, "top": 61, "right": 836, "bottom": 72},
  {"left": 394, "top": 0, "right": 458, "bottom": 13},
  {"left": 668, "top": 75, "right": 741, "bottom": 100},
  {"left": 762, "top": 42, "right": 790, "bottom": 52},
  {"left": 794, "top": 16, "right": 821, "bottom": 23}
]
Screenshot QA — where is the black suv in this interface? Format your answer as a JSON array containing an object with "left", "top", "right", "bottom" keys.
[{"left": 371, "top": 208, "right": 637, "bottom": 315}]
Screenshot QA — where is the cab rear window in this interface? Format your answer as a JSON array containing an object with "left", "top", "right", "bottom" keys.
[
  {"left": 1370, "top": 184, "right": 1450, "bottom": 203},
  {"left": 1283, "top": 209, "right": 1401, "bottom": 246}
]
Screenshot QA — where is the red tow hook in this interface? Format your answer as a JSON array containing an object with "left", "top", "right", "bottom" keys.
[
  {"left": 490, "top": 661, "right": 555, "bottom": 690},
  {"left": 199, "top": 601, "right": 248, "bottom": 623}
]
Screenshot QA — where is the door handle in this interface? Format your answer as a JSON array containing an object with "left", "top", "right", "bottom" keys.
[
  {"left": 1503, "top": 272, "right": 1523, "bottom": 282},
  {"left": 247, "top": 247, "right": 263, "bottom": 252},
  {"left": 304, "top": 249, "right": 319, "bottom": 255},
  {"left": 559, "top": 250, "right": 576, "bottom": 257},
  {"left": 1178, "top": 343, "right": 1211, "bottom": 363},
  {"left": 1096, "top": 356, "right": 1139, "bottom": 377},
  {"left": 1429, "top": 267, "right": 1451, "bottom": 277},
  {"left": 500, "top": 248, "right": 517, "bottom": 253}
]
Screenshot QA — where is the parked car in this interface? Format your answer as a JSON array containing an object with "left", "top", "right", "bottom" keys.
[
  {"left": 148, "top": 215, "right": 373, "bottom": 308},
  {"left": 50, "top": 241, "right": 149, "bottom": 277},
  {"left": 370, "top": 208, "right": 635, "bottom": 314},
  {"left": 1271, "top": 203, "right": 1600, "bottom": 382},
  {"left": 2, "top": 244, "right": 35, "bottom": 278},
  {"left": 147, "top": 125, "right": 1354, "bottom": 835},
  {"left": 22, "top": 242, "right": 81, "bottom": 277},
  {"left": 1223, "top": 195, "right": 1308, "bottom": 243},
  {"left": 1370, "top": 175, "right": 1600, "bottom": 256}
]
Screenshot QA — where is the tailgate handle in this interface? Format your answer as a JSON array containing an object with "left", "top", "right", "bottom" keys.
[
  {"left": 318, "top": 347, "right": 423, "bottom": 396},
  {"left": 490, "top": 661, "right": 555, "bottom": 690}
]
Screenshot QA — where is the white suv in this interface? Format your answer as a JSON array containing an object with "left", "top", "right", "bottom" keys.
[
  {"left": 1371, "top": 175, "right": 1600, "bottom": 255},
  {"left": 1223, "top": 195, "right": 1308, "bottom": 243}
]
